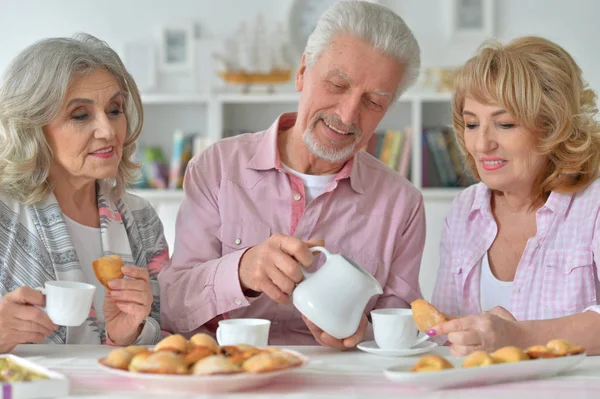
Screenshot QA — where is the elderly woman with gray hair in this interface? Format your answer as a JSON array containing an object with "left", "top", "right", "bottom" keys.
[{"left": 0, "top": 33, "right": 168, "bottom": 352}]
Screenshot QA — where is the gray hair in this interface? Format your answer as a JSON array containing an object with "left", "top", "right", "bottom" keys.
[
  {"left": 304, "top": 0, "right": 421, "bottom": 100},
  {"left": 0, "top": 33, "right": 143, "bottom": 205}
]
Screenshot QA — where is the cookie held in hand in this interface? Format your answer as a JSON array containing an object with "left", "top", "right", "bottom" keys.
[
  {"left": 410, "top": 299, "right": 447, "bottom": 333},
  {"left": 92, "top": 254, "right": 124, "bottom": 289}
]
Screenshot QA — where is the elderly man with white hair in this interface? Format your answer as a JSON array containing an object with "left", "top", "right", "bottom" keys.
[{"left": 159, "top": 0, "right": 425, "bottom": 349}]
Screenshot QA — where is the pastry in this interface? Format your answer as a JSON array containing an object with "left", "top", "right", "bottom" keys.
[
  {"left": 192, "top": 355, "right": 241, "bottom": 375},
  {"left": 124, "top": 346, "right": 150, "bottom": 355},
  {"left": 183, "top": 346, "right": 215, "bottom": 367},
  {"left": 228, "top": 348, "right": 263, "bottom": 366},
  {"left": 263, "top": 348, "right": 303, "bottom": 367},
  {"left": 189, "top": 333, "right": 220, "bottom": 352},
  {"left": 490, "top": 346, "right": 530, "bottom": 363},
  {"left": 242, "top": 352, "right": 290, "bottom": 373},
  {"left": 235, "top": 344, "right": 259, "bottom": 352},
  {"left": 462, "top": 350, "right": 495, "bottom": 368},
  {"left": 128, "top": 351, "right": 153, "bottom": 372},
  {"left": 410, "top": 354, "right": 454, "bottom": 372},
  {"left": 154, "top": 334, "right": 189, "bottom": 354},
  {"left": 133, "top": 351, "right": 188, "bottom": 375},
  {"left": 524, "top": 345, "right": 556, "bottom": 359},
  {"left": 102, "top": 348, "right": 134, "bottom": 370},
  {"left": 218, "top": 345, "right": 243, "bottom": 358},
  {"left": 410, "top": 299, "right": 447, "bottom": 333},
  {"left": 92, "top": 254, "right": 124, "bottom": 288},
  {"left": 546, "top": 339, "right": 585, "bottom": 356}
]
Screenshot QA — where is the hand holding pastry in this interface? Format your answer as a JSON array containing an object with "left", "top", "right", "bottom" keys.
[
  {"left": 103, "top": 264, "right": 153, "bottom": 346},
  {"left": 429, "top": 306, "right": 522, "bottom": 356},
  {"left": 238, "top": 235, "right": 324, "bottom": 304},
  {"left": 302, "top": 312, "right": 368, "bottom": 350}
]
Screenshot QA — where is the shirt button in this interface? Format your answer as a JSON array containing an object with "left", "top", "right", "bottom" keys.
[
  {"left": 513, "top": 285, "right": 520, "bottom": 293},
  {"left": 293, "top": 193, "right": 302, "bottom": 201},
  {"left": 234, "top": 298, "right": 242, "bottom": 305},
  {"left": 234, "top": 238, "right": 241, "bottom": 245}
]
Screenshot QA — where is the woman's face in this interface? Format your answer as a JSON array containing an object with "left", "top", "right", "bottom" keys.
[
  {"left": 44, "top": 68, "right": 127, "bottom": 186},
  {"left": 462, "top": 97, "right": 547, "bottom": 195}
]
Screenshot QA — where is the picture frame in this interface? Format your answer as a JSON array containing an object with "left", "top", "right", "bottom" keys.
[
  {"left": 445, "top": 0, "right": 495, "bottom": 40},
  {"left": 122, "top": 41, "right": 156, "bottom": 91},
  {"left": 158, "top": 23, "right": 195, "bottom": 72}
]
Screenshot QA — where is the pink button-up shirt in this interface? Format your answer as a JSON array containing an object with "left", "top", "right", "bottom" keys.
[
  {"left": 432, "top": 181, "right": 600, "bottom": 321},
  {"left": 158, "top": 113, "right": 426, "bottom": 345}
]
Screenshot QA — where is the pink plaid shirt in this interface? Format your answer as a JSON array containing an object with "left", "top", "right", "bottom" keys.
[
  {"left": 158, "top": 113, "right": 426, "bottom": 344},
  {"left": 432, "top": 181, "right": 600, "bottom": 321}
]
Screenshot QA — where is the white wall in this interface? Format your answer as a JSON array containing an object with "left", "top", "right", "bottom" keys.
[
  {"left": 1, "top": 0, "right": 599, "bottom": 301},
  {"left": 2, "top": 0, "right": 599, "bottom": 92}
]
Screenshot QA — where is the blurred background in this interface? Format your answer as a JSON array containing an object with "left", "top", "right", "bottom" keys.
[{"left": 1, "top": 0, "right": 598, "bottom": 299}]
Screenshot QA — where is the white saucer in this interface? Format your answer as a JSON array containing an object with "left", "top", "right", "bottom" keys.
[{"left": 357, "top": 340, "right": 438, "bottom": 357}]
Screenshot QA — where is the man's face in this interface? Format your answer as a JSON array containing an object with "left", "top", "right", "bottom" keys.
[{"left": 295, "top": 34, "right": 405, "bottom": 164}]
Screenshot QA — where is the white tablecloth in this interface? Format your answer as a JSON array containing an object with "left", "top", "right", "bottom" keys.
[{"left": 10, "top": 344, "right": 600, "bottom": 398}]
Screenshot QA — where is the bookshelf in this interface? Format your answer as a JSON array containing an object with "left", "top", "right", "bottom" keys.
[{"left": 132, "top": 90, "right": 464, "bottom": 301}]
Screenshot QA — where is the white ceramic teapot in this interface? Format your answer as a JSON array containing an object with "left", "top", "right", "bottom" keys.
[{"left": 292, "top": 246, "right": 383, "bottom": 339}]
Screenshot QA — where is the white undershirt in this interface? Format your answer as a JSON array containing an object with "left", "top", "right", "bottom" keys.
[
  {"left": 479, "top": 252, "right": 513, "bottom": 312},
  {"left": 63, "top": 214, "right": 105, "bottom": 343},
  {"left": 282, "top": 164, "right": 336, "bottom": 202}
]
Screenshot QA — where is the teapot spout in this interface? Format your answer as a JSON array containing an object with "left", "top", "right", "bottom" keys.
[{"left": 372, "top": 280, "right": 383, "bottom": 296}]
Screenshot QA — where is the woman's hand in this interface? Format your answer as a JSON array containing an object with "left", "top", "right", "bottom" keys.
[
  {"left": 0, "top": 287, "right": 57, "bottom": 353},
  {"left": 430, "top": 306, "right": 522, "bottom": 356},
  {"left": 104, "top": 266, "right": 152, "bottom": 346}
]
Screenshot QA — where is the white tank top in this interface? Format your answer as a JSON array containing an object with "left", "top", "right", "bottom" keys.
[{"left": 479, "top": 252, "right": 513, "bottom": 311}]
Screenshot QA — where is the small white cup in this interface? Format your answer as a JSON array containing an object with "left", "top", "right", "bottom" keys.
[
  {"left": 371, "top": 308, "right": 430, "bottom": 350},
  {"left": 35, "top": 281, "right": 96, "bottom": 327},
  {"left": 216, "top": 318, "right": 271, "bottom": 347}
]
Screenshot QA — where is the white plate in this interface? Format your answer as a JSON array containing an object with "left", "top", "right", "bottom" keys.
[
  {"left": 356, "top": 340, "right": 438, "bottom": 357},
  {"left": 97, "top": 349, "right": 307, "bottom": 394},
  {"left": 384, "top": 353, "right": 586, "bottom": 390},
  {"left": 0, "top": 354, "right": 70, "bottom": 399}
]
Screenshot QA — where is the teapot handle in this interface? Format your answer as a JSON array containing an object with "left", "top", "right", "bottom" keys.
[{"left": 300, "top": 246, "right": 331, "bottom": 279}]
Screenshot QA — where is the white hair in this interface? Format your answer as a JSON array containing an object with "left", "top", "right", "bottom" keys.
[
  {"left": 0, "top": 33, "right": 143, "bottom": 205},
  {"left": 304, "top": 0, "right": 421, "bottom": 100}
]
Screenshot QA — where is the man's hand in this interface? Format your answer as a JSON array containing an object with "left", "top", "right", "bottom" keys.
[
  {"left": 238, "top": 234, "right": 324, "bottom": 303},
  {"left": 430, "top": 306, "right": 521, "bottom": 356},
  {"left": 0, "top": 287, "right": 58, "bottom": 353},
  {"left": 303, "top": 313, "right": 368, "bottom": 350}
]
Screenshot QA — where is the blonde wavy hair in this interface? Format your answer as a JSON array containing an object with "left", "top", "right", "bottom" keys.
[
  {"left": 452, "top": 36, "right": 600, "bottom": 199},
  {"left": 0, "top": 33, "right": 143, "bottom": 205}
]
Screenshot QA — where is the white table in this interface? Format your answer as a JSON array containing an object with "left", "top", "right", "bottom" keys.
[{"left": 11, "top": 344, "right": 600, "bottom": 398}]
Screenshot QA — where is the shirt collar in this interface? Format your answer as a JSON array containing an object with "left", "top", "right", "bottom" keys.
[
  {"left": 469, "top": 182, "right": 492, "bottom": 216},
  {"left": 246, "top": 112, "right": 364, "bottom": 194},
  {"left": 542, "top": 190, "right": 573, "bottom": 216},
  {"left": 469, "top": 182, "right": 573, "bottom": 217}
]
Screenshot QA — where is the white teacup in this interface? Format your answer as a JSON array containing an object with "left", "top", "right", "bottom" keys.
[
  {"left": 35, "top": 281, "right": 96, "bottom": 327},
  {"left": 371, "top": 308, "right": 430, "bottom": 350},
  {"left": 216, "top": 318, "right": 271, "bottom": 347}
]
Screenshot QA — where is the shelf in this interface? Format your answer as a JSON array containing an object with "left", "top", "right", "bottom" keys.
[
  {"left": 141, "top": 94, "right": 211, "bottom": 104},
  {"left": 217, "top": 92, "right": 301, "bottom": 104},
  {"left": 139, "top": 91, "right": 451, "bottom": 105},
  {"left": 421, "top": 187, "right": 463, "bottom": 200}
]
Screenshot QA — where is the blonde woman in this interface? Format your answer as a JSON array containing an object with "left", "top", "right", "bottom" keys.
[
  {"left": 429, "top": 36, "right": 600, "bottom": 356},
  {"left": 0, "top": 34, "right": 168, "bottom": 352}
]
